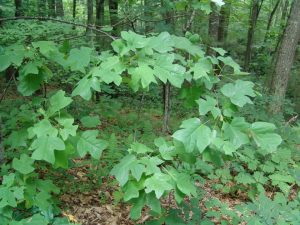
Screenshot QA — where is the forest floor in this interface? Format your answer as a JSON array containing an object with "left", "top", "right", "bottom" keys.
[
  {"left": 57, "top": 162, "right": 244, "bottom": 225},
  {"left": 2, "top": 87, "right": 295, "bottom": 225}
]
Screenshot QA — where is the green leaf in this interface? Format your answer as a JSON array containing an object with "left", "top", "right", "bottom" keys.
[
  {"left": 5, "top": 129, "right": 28, "bottom": 148},
  {"left": 146, "top": 192, "right": 161, "bottom": 214},
  {"left": 10, "top": 214, "right": 48, "bottom": 225},
  {"left": 0, "top": 178, "right": 24, "bottom": 208},
  {"left": 235, "top": 172, "right": 256, "bottom": 184},
  {"left": 211, "top": 47, "right": 226, "bottom": 56},
  {"left": 101, "top": 25, "right": 113, "bottom": 32},
  {"left": 221, "top": 80, "right": 256, "bottom": 107},
  {"left": 12, "top": 154, "right": 35, "bottom": 174},
  {"left": 72, "top": 76, "right": 95, "bottom": 100},
  {"left": 17, "top": 73, "right": 44, "bottom": 96},
  {"left": 92, "top": 56, "right": 125, "bottom": 85},
  {"left": 30, "top": 135, "right": 65, "bottom": 164},
  {"left": 130, "top": 64, "right": 157, "bottom": 89},
  {"left": 56, "top": 118, "right": 78, "bottom": 140},
  {"left": 251, "top": 122, "right": 282, "bottom": 152},
  {"left": 211, "top": 0, "right": 225, "bottom": 6},
  {"left": 66, "top": 47, "right": 92, "bottom": 73},
  {"left": 29, "top": 119, "right": 58, "bottom": 138},
  {"left": 121, "top": 31, "right": 148, "bottom": 49},
  {"left": 123, "top": 179, "right": 145, "bottom": 202},
  {"left": 129, "top": 142, "right": 153, "bottom": 154},
  {"left": 190, "top": 58, "right": 212, "bottom": 80},
  {"left": 130, "top": 192, "right": 146, "bottom": 220},
  {"left": 168, "top": 168, "right": 196, "bottom": 197},
  {"left": 54, "top": 142, "right": 75, "bottom": 169},
  {"left": 112, "top": 39, "right": 130, "bottom": 56},
  {"left": 47, "top": 90, "right": 73, "bottom": 116},
  {"left": 77, "top": 130, "right": 108, "bottom": 159},
  {"left": 111, "top": 155, "right": 146, "bottom": 186},
  {"left": 148, "top": 32, "right": 174, "bottom": 53},
  {"left": 144, "top": 173, "right": 173, "bottom": 198},
  {"left": 153, "top": 54, "right": 185, "bottom": 88},
  {"left": 222, "top": 117, "right": 250, "bottom": 149},
  {"left": 20, "top": 62, "right": 40, "bottom": 76},
  {"left": 171, "top": 36, "right": 204, "bottom": 56},
  {"left": 269, "top": 174, "right": 295, "bottom": 183},
  {"left": 140, "top": 157, "right": 163, "bottom": 175},
  {"left": 80, "top": 116, "right": 101, "bottom": 128},
  {"left": 197, "top": 95, "right": 221, "bottom": 118},
  {"left": 154, "top": 137, "right": 174, "bottom": 160},
  {"left": 173, "top": 118, "right": 212, "bottom": 153},
  {"left": 0, "top": 54, "right": 12, "bottom": 72},
  {"left": 2, "top": 174, "right": 15, "bottom": 187},
  {"left": 33, "top": 41, "right": 57, "bottom": 57},
  {"left": 217, "top": 56, "right": 240, "bottom": 73}
]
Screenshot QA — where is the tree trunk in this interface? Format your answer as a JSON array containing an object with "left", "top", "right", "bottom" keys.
[
  {"left": 161, "top": 0, "right": 174, "bottom": 133},
  {"left": 0, "top": 4, "right": 3, "bottom": 26},
  {"left": 87, "top": 0, "right": 93, "bottom": 25},
  {"left": 37, "top": 0, "right": 47, "bottom": 17},
  {"left": 207, "top": 2, "right": 219, "bottom": 56},
  {"left": 144, "top": 0, "right": 153, "bottom": 34},
  {"left": 244, "top": 0, "right": 264, "bottom": 71},
  {"left": 281, "top": 0, "right": 289, "bottom": 22},
  {"left": 96, "top": 0, "right": 105, "bottom": 26},
  {"left": 14, "top": 0, "right": 23, "bottom": 17},
  {"left": 56, "top": 0, "right": 64, "bottom": 17},
  {"left": 109, "top": 0, "right": 118, "bottom": 35},
  {"left": 73, "top": 0, "right": 76, "bottom": 20},
  {"left": 269, "top": 0, "right": 300, "bottom": 114},
  {"left": 264, "top": 0, "right": 280, "bottom": 42},
  {"left": 218, "top": 1, "right": 231, "bottom": 47},
  {"left": 48, "top": 0, "right": 56, "bottom": 17}
]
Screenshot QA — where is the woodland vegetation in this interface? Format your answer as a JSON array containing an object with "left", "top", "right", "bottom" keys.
[{"left": 0, "top": 0, "right": 300, "bottom": 224}]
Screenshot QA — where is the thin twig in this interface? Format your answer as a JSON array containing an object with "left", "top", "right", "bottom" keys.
[
  {"left": 183, "top": 10, "right": 196, "bottom": 33},
  {"left": 0, "top": 17, "right": 117, "bottom": 40},
  {"left": 0, "top": 75, "right": 14, "bottom": 104}
]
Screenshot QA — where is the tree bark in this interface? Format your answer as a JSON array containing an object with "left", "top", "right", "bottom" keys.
[
  {"left": 87, "top": 0, "right": 93, "bottom": 26},
  {"left": 281, "top": 0, "right": 289, "bottom": 22},
  {"left": 144, "top": 0, "right": 153, "bottom": 34},
  {"left": 218, "top": 1, "right": 231, "bottom": 47},
  {"left": 48, "top": 0, "right": 56, "bottom": 17},
  {"left": 0, "top": 4, "right": 3, "bottom": 26},
  {"left": 161, "top": 0, "right": 174, "bottom": 133},
  {"left": 14, "top": 0, "right": 23, "bottom": 17},
  {"left": 207, "top": 2, "right": 219, "bottom": 56},
  {"left": 269, "top": 0, "right": 300, "bottom": 114},
  {"left": 37, "top": 0, "right": 47, "bottom": 17},
  {"left": 73, "top": 0, "right": 76, "bottom": 20},
  {"left": 96, "top": 0, "right": 105, "bottom": 26},
  {"left": 109, "top": 0, "right": 118, "bottom": 34},
  {"left": 56, "top": 0, "right": 64, "bottom": 17},
  {"left": 244, "top": 0, "right": 264, "bottom": 71}
]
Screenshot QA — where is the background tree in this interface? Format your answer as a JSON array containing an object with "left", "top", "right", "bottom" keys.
[
  {"left": 37, "top": 0, "right": 47, "bottom": 17},
  {"left": 56, "top": 0, "right": 64, "bottom": 17},
  {"left": 244, "top": 0, "right": 264, "bottom": 70},
  {"left": 109, "top": 0, "right": 118, "bottom": 34},
  {"left": 48, "top": 0, "right": 56, "bottom": 17},
  {"left": 14, "top": 0, "right": 23, "bottom": 17},
  {"left": 218, "top": 0, "right": 231, "bottom": 47},
  {"left": 264, "top": 0, "right": 280, "bottom": 42},
  {"left": 207, "top": 2, "right": 219, "bottom": 56},
  {"left": 269, "top": 0, "right": 300, "bottom": 114}
]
